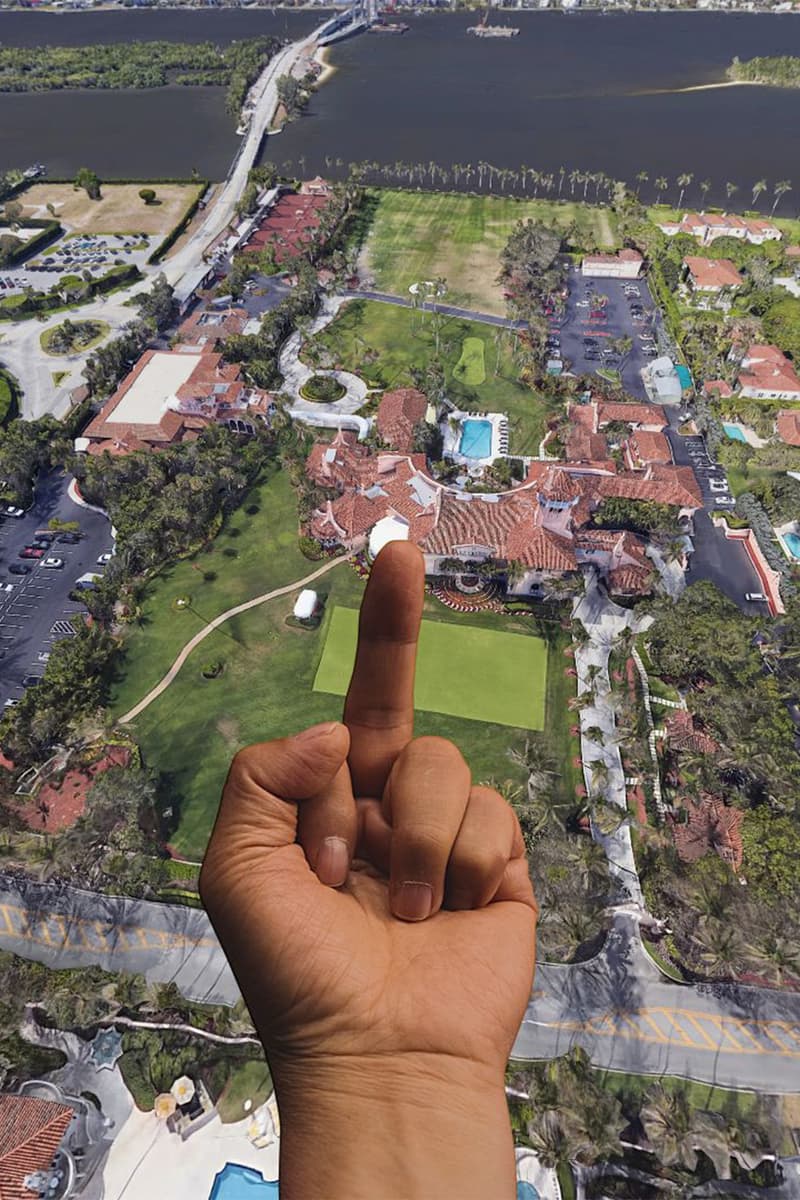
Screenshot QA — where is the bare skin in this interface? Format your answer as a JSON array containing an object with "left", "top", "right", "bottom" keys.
[{"left": 200, "top": 541, "right": 538, "bottom": 1200}]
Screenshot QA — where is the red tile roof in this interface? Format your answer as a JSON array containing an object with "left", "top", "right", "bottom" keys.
[
  {"left": 598, "top": 401, "right": 667, "bottom": 429},
  {"left": 702, "top": 379, "right": 733, "bottom": 398},
  {"left": 665, "top": 710, "right": 719, "bottom": 755},
  {"left": 628, "top": 430, "right": 673, "bottom": 466},
  {"left": 684, "top": 256, "right": 741, "bottom": 291},
  {"left": 607, "top": 563, "right": 653, "bottom": 595},
  {"left": 0, "top": 1095, "right": 72, "bottom": 1200},
  {"left": 593, "top": 465, "right": 702, "bottom": 509},
  {"left": 776, "top": 409, "right": 800, "bottom": 446},
  {"left": 375, "top": 388, "right": 427, "bottom": 453},
  {"left": 671, "top": 794, "right": 743, "bottom": 870},
  {"left": 738, "top": 344, "right": 800, "bottom": 396}
]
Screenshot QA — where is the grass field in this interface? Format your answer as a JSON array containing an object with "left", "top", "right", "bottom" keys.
[
  {"left": 365, "top": 190, "right": 618, "bottom": 315},
  {"left": 216, "top": 1059, "right": 273, "bottom": 1125},
  {"left": 307, "top": 299, "right": 554, "bottom": 455},
  {"left": 20, "top": 182, "right": 203, "bottom": 235},
  {"left": 113, "top": 473, "right": 575, "bottom": 858},
  {"left": 315, "top": 606, "right": 546, "bottom": 729},
  {"left": 453, "top": 336, "right": 486, "bottom": 385}
]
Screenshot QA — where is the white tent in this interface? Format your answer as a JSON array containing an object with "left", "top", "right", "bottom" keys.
[
  {"left": 369, "top": 515, "right": 409, "bottom": 560},
  {"left": 293, "top": 589, "right": 317, "bottom": 620}
]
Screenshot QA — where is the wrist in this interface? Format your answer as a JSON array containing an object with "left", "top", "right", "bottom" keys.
[{"left": 272, "top": 1052, "right": 516, "bottom": 1200}]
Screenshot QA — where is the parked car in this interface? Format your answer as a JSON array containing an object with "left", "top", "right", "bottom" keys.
[
  {"left": 57, "top": 532, "right": 81, "bottom": 544},
  {"left": 709, "top": 480, "right": 729, "bottom": 492},
  {"left": 19, "top": 547, "right": 45, "bottom": 559},
  {"left": 42, "top": 556, "right": 64, "bottom": 569},
  {"left": 0, "top": 505, "right": 24, "bottom": 518},
  {"left": 8, "top": 563, "right": 31, "bottom": 575},
  {"left": 97, "top": 552, "right": 113, "bottom": 565},
  {"left": 745, "top": 592, "right": 767, "bottom": 602},
  {"left": 38, "top": 652, "right": 50, "bottom": 663},
  {"left": 22, "top": 675, "right": 42, "bottom": 688},
  {"left": 33, "top": 529, "right": 56, "bottom": 542},
  {"left": 576, "top": 300, "right": 590, "bottom": 308}
]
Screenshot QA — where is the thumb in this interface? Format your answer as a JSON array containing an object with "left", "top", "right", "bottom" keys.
[{"left": 200, "top": 722, "right": 350, "bottom": 904}]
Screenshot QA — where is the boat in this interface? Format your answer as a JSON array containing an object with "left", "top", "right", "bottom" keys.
[
  {"left": 369, "top": 20, "right": 410, "bottom": 33},
  {"left": 467, "top": 8, "right": 520, "bottom": 37}
]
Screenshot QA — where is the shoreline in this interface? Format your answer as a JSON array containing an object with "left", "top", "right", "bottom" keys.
[
  {"left": 314, "top": 45, "right": 337, "bottom": 88},
  {"left": 636, "top": 78, "right": 765, "bottom": 95}
]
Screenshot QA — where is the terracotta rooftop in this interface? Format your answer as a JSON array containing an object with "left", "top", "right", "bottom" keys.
[
  {"left": 671, "top": 794, "right": 743, "bottom": 871},
  {"left": 683, "top": 256, "right": 742, "bottom": 291},
  {"left": 375, "top": 388, "right": 427, "bottom": 453},
  {"left": 0, "top": 1094, "right": 72, "bottom": 1200},
  {"left": 702, "top": 379, "right": 733, "bottom": 398},
  {"left": 738, "top": 344, "right": 800, "bottom": 396},
  {"left": 627, "top": 429, "right": 673, "bottom": 466},
  {"left": 664, "top": 709, "right": 719, "bottom": 756},
  {"left": 597, "top": 401, "right": 667, "bottom": 429},
  {"left": 776, "top": 409, "right": 800, "bottom": 446}
]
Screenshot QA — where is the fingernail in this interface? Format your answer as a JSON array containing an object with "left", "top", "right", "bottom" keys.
[
  {"left": 392, "top": 882, "right": 433, "bottom": 922},
  {"left": 295, "top": 722, "right": 339, "bottom": 742},
  {"left": 316, "top": 837, "right": 349, "bottom": 888}
]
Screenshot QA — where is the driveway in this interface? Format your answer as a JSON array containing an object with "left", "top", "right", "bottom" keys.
[
  {"left": 0, "top": 471, "right": 111, "bottom": 707},
  {"left": 664, "top": 416, "right": 769, "bottom": 615},
  {"left": 556, "top": 268, "right": 658, "bottom": 401}
]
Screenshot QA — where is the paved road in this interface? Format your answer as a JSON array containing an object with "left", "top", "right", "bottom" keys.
[
  {"left": 4, "top": 878, "right": 800, "bottom": 1091},
  {"left": 348, "top": 288, "right": 527, "bottom": 330},
  {"left": 0, "top": 471, "right": 111, "bottom": 706},
  {"left": 664, "top": 411, "right": 767, "bottom": 614},
  {"left": 2, "top": 25, "right": 326, "bottom": 421}
]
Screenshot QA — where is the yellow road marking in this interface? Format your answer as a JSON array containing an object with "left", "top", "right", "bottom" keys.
[
  {"left": 639, "top": 1012, "right": 671, "bottom": 1044},
  {"left": 659, "top": 1010, "right": 698, "bottom": 1047},
  {"left": 682, "top": 1013, "right": 721, "bottom": 1051}
]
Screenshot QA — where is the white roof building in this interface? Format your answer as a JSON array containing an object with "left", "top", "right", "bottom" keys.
[{"left": 293, "top": 589, "right": 317, "bottom": 620}]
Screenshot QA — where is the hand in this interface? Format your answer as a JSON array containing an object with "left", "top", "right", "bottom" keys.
[{"left": 200, "top": 542, "right": 537, "bottom": 1200}]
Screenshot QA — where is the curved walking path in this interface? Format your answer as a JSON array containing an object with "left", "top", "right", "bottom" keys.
[{"left": 118, "top": 554, "right": 348, "bottom": 724}]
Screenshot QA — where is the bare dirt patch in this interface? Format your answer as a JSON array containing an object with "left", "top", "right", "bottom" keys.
[{"left": 19, "top": 182, "right": 203, "bottom": 236}]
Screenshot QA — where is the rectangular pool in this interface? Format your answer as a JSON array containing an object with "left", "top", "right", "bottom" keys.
[
  {"left": 783, "top": 531, "right": 800, "bottom": 560},
  {"left": 723, "top": 423, "right": 747, "bottom": 443},
  {"left": 458, "top": 418, "right": 493, "bottom": 459}
]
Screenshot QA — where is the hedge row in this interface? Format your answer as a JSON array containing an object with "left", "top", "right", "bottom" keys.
[
  {"left": 147, "top": 179, "right": 209, "bottom": 264},
  {"left": 0, "top": 370, "right": 19, "bottom": 426},
  {"left": 1, "top": 220, "right": 62, "bottom": 267}
]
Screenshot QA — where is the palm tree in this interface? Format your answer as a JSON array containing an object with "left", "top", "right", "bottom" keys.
[
  {"left": 584, "top": 725, "right": 606, "bottom": 746},
  {"left": 725, "top": 180, "right": 739, "bottom": 206},
  {"left": 654, "top": 175, "right": 668, "bottom": 205},
  {"left": 676, "top": 172, "right": 693, "bottom": 210},
  {"left": 695, "top": 919, "right": 747, "bottom": 979},
  {"left": 751, "top": 178, "right": 768, "bottom": 208},
  {"left": 745, "top": 932, "right": 800, "bottom": 984},
  {"left": 635, "top": 169, "right": 649, "bottom": 198},
  {"left": 771, "top": 179, "right": 792, "bottom": 215},
  {"left": 569, "top": 168, "right": 580, "bottom": 197},
  {"left": 699, "top": 178, "right": 712, "bottom": 207}
]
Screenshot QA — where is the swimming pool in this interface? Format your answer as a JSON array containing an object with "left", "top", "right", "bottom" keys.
[
  {"left": 517, "top": 1183, "right": 541, "bottom": 1200},
  {"left": 459, "top": 418, "right": 493, "bottom": 459},
  {"left": 783, "top": 531, "right": 800, "bottom": 560},
  {"left": 208, "top": 1163, "right": 279, "bottom": 1199},
  {"left": 723, "top": 422, "right": 747, "bottom": 443}
]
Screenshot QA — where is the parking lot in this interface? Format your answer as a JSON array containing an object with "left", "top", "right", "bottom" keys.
[
  {"left": 0, "top": 232, "right": 156, "bottom": 296},
  {"left": 548, "top": 267, "right": 665, "bottom": 401},
  {"left": 0, "top": 472, "right": 111, "bottom": 708},
  {"left": 677, "top": 432, "right": 736, "bottom": 511}
]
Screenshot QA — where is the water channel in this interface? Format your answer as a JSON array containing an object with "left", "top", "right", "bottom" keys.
[{"left": 0, "top": 9, "right": 799, "bottom": 209}]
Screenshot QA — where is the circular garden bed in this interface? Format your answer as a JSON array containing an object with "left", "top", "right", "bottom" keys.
[{"left": 300, "top": 374, "right": 346, "bottom": 404}]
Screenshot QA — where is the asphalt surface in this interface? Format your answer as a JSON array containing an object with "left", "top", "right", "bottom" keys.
[
  {"left": 664, "top": 412, "right": 768, "bottom": 615},
  {"left": 0, "top": 472, "right": 111, "bottom": 706},
  {"left": 3, "top": 878, "right": 799, "bottom": 1091},
  {"left": 555, "top": 267, "right": 658, "bottom": 400}
]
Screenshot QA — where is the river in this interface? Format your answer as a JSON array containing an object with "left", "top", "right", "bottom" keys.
[{"left": 1, "top": 9, "right": 799, "bottom": 207}]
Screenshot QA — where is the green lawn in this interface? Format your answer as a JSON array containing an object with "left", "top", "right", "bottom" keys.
[
  {"left": 216, "top": 1057, "right": 272, "bottom": 1124},
  {"left": 315, "top": 605, "right": 546, "bottom": 729},
  {"left": 307, "top": 299, "right": 554, "bottom": 456},
  {"left": 366, "top": 190, "right": 618, "bottom": 315},
  {"left": 453, "top": 336, "right": 486, "bottom": 385},
  {"left": 109, "top": 467, "right": 309, "bottom": 718}
]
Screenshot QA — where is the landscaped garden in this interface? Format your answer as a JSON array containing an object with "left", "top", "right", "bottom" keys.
[
  {"left": 304, "top": 298, "right": 554, "bottom": 455},
  {"left": 109, "top": 470, "right": 581, "bottom": 859},
  {"left": 365, "top": 190, "right": 618, "bottom": 315},
  {"left": 40, "top": 318, "right": 110, "bottom": 356}
]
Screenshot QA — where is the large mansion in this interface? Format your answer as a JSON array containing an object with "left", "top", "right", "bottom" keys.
[
  {"left": 306, "top": 390, "right": 701, "bottom": 598},
  {"left": 657, "top": 212, "right": 782, "bottom": 246},
  {"left": 79, "top": 348, "right": 272, "bottom": 456}
]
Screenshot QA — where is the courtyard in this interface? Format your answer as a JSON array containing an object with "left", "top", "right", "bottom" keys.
[
  {"left": 304, "top": 299, "right": 554, "bottom": 455},
  {"left": 364, "top": 190, "right": 618, "bottom": 316}
]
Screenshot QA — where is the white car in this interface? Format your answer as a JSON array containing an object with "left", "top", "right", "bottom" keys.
[
  {"left": 37, "top": 652, "right": 50, "bottom": 663},
  {"left": 709, "top": 480, "right": 729, "bottom": 492},
  {"left": 41, "top": 556, "right": 64, "bottom": 569},
  {"left": 1, "top": 505, "right": 24, "bottom": 518},
  {"left": 745, "top": 592, "right": 767, "bottom": 602},
  {"left": 97, "top": 552, "right": 113, "bottom": 565},
  {"left": 575, "top": 300, "right": 590, "bottom": 308}
]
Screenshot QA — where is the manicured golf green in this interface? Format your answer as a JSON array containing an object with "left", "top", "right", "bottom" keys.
[
  {"left": 314, "top": 606, "right": 546, "bottom": 730},
  {"left": 453, "top": 336, "right": 486, "bottom": 385}
]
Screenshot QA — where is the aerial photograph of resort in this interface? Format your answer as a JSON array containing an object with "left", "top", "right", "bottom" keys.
[{"left": 2, "top": 0, "right": 800, "bottom": 1195}]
